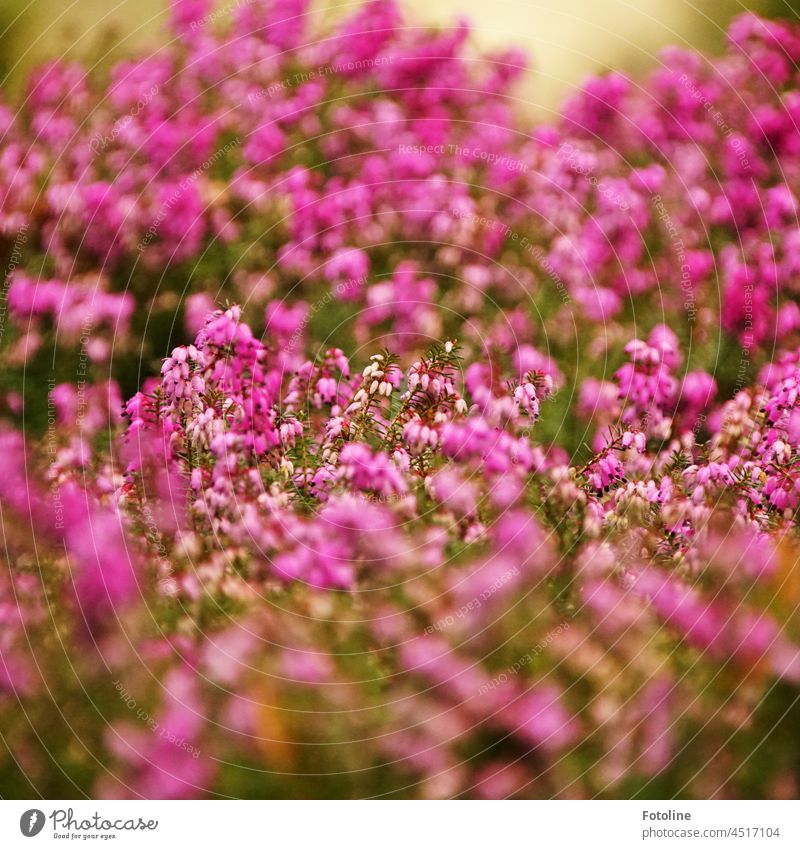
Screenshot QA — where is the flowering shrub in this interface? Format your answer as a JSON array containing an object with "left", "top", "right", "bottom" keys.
[{"left": 1, "top": 0, "right": 800, "bottom": 799}]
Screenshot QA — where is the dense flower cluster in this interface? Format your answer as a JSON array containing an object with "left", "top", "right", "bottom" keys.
[{"left": 1, "top": 0, "right": 800, "bottom": 799}]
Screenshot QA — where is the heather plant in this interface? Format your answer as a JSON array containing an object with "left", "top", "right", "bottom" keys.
[{"left": 1, "top": 0, "right": 800, "bottom": 799}]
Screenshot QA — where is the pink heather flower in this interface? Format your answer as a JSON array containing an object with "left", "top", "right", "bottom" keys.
[
  {"left": 428, "top": 468, "right": 478, "bottom": 520},
  {"left": 502, "top": 685, "right": 579, "bottom": 753},
  {"left": 587, "top": 453, "right": 626, "bottom": 494},
  {"left": 8, "top": 276, "right": 135, "bottom": 347},
  {"left": 513, "top": 381, "right": 539, "bottom": 418},
  {"left": 169, "top": 0, "right": 213, "bottom": 38},
  {"left": 244, "top": 122, "right": 286, "bottom": 166},
  {"left": 338, "top": 443, "right": 407, "bottom": 498},
  {"left": 620, "top": 430, "right": 646, "bottom": 452},
  {"left": 280, "top": 649, "right": 333, "bottom": 684},
  {"left": 61, "top": 488, "right": 142, "bottom": 633},
  {"left": 104, "top": 666, "right": 213, "bottom": 799},
  {"left": 578, "top": 378, "right": 619, "bottom": 421},
  {"left": 403, "top": 417, "right": 440, "bottom": 451},
  {"left": 680, "top": 371, "right": 717, "bottom": 422},
  {"left": 633, "top": 569, "right": 728, "bottom": 656},
  {"left": 184, "top": 293, "right": 216, "bottom": 336},
  {"left": 472, "top": 761, "right": 529, "bottom": 799},
  {"left": 265, "top": 300, "right": 308, "bottom": 339},
  {"left": 324, "top": 247, "right": 370, "bottom": 299},
  {"left": 233, "top": 0, "right": 310, "bottom": 50}
]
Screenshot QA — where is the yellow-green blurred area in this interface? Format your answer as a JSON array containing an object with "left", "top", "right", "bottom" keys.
[{"left": 1, "top": 0, "right": 799, "bottom": 112}]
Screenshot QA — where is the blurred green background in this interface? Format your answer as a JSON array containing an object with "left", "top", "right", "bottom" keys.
[{"left": 1, "top": 0, "right": 799, "bottom": 112}]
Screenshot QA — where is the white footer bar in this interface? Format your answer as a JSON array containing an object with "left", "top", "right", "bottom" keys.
[{"left": 1, "top": 800, "right": 797, "bottom": 848}]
